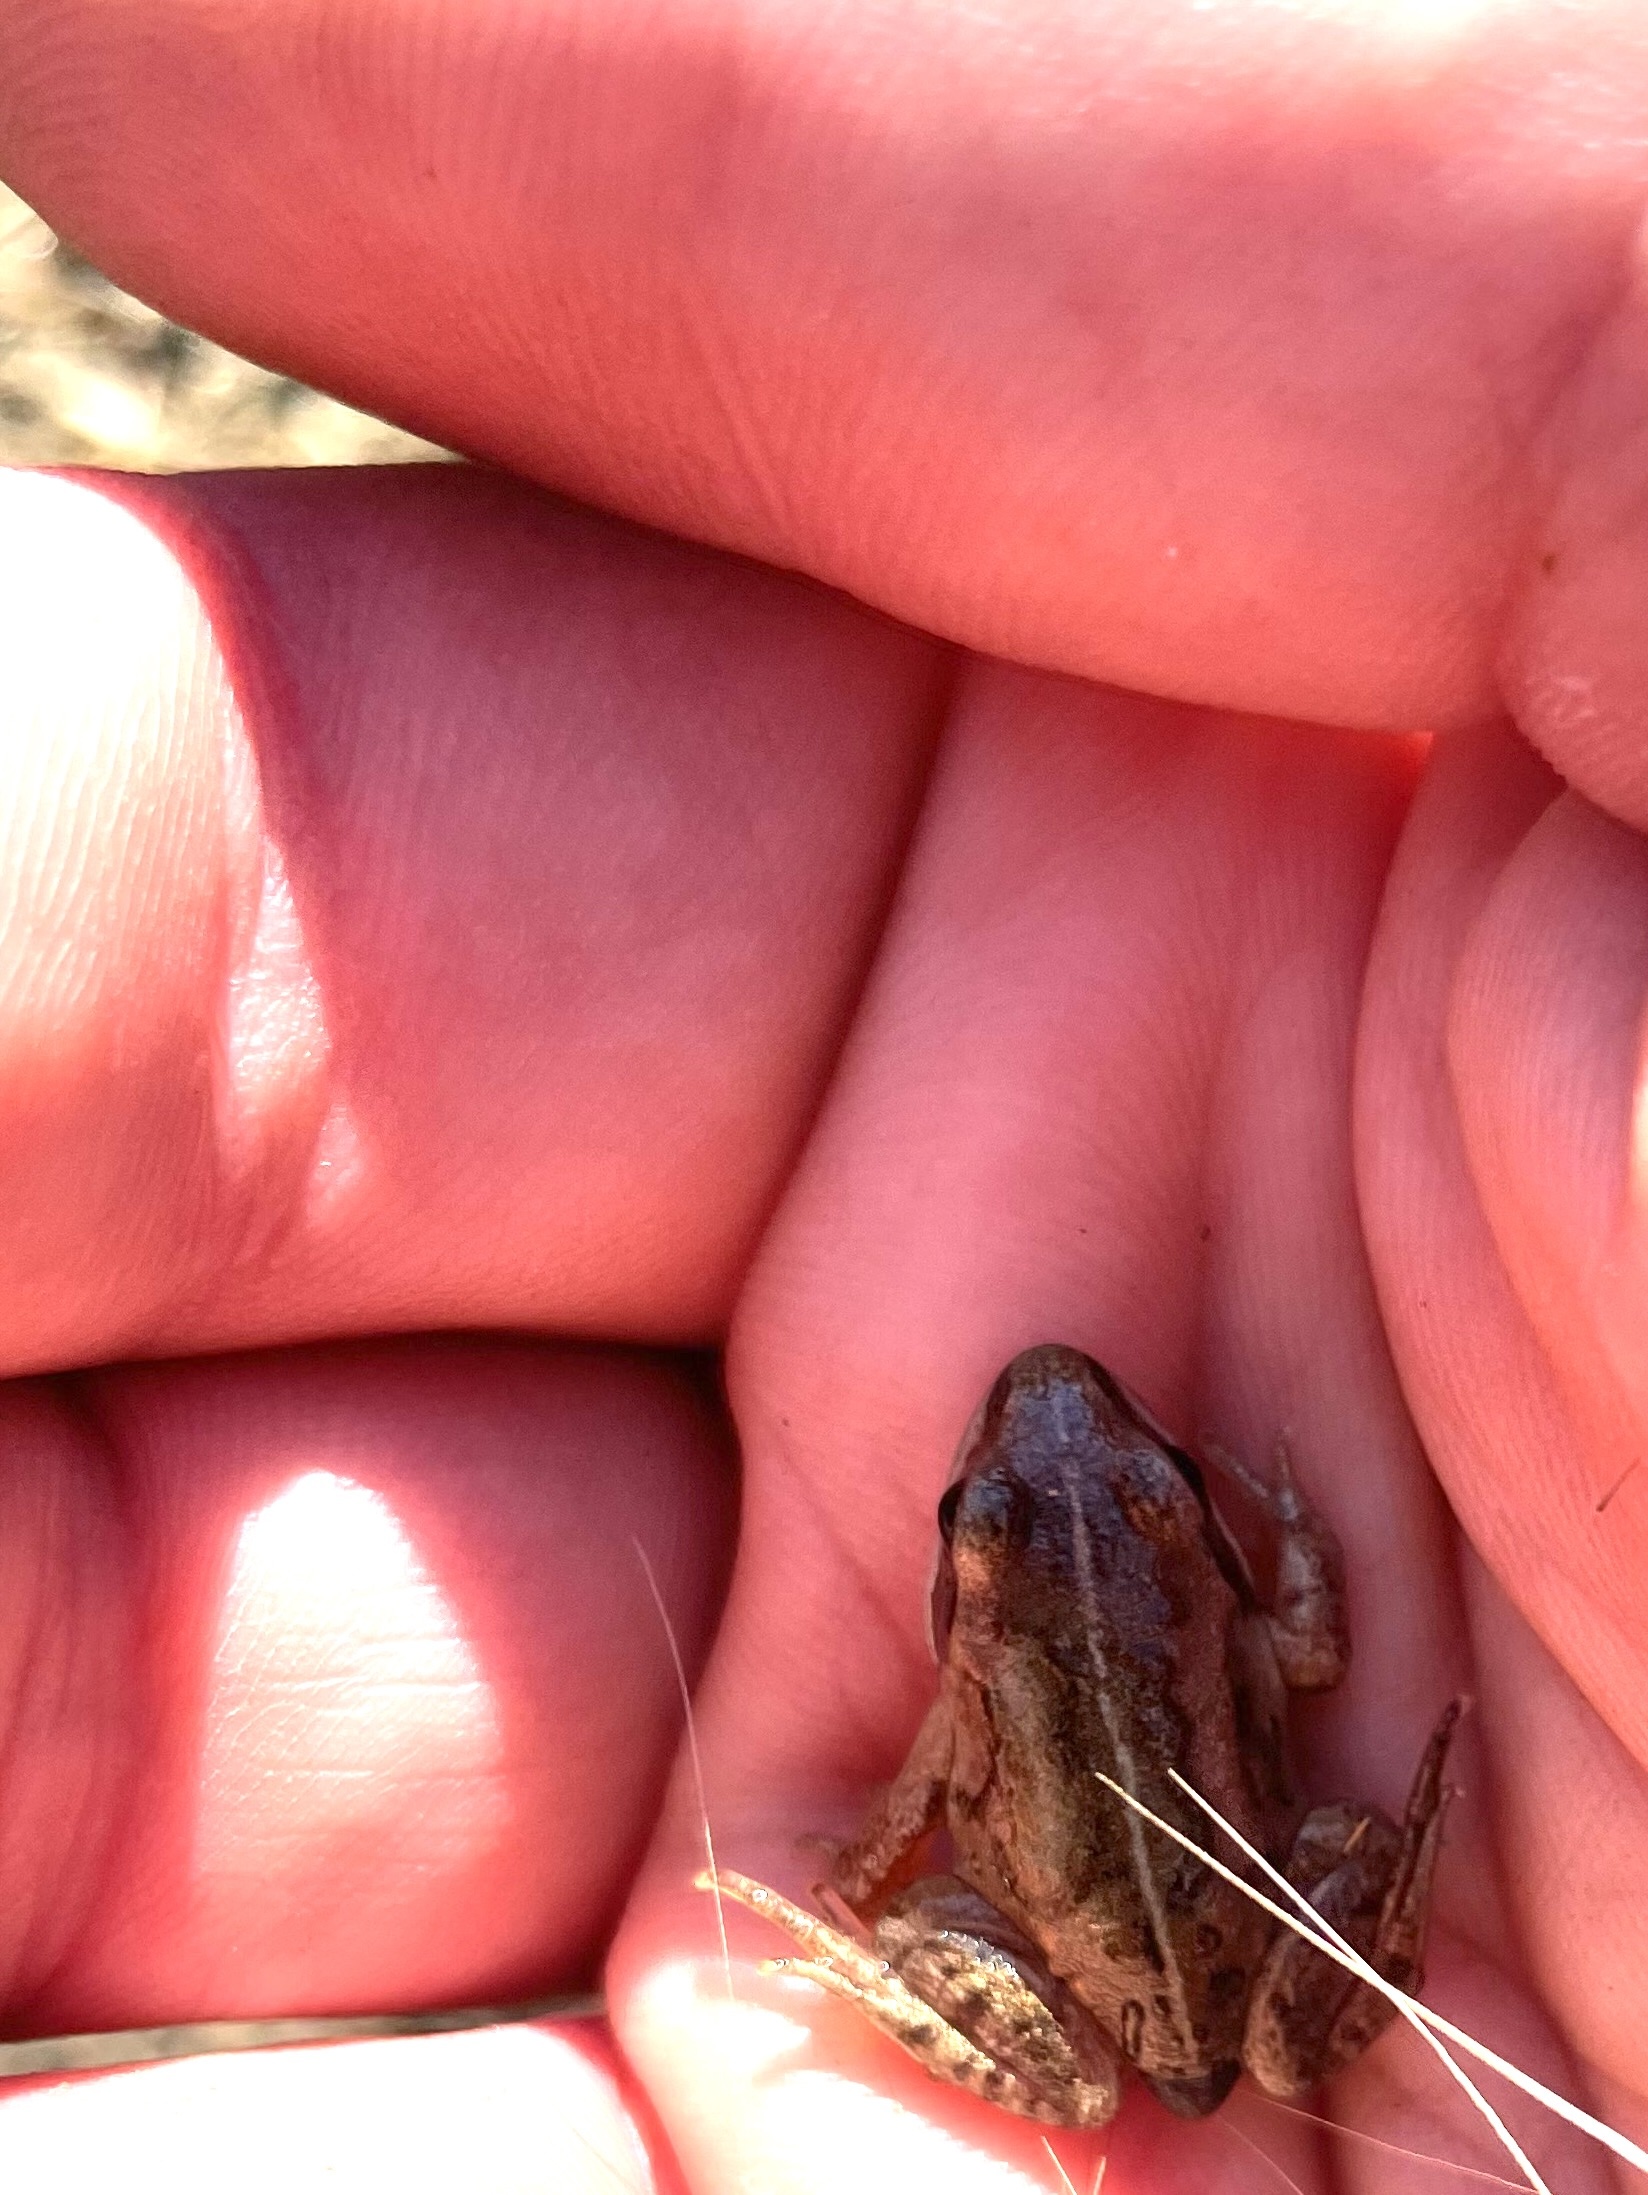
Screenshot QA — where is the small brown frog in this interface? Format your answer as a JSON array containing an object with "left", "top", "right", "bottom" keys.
[{"left": 709, "top": 1342, "right": 1458, "bottom": 2127}]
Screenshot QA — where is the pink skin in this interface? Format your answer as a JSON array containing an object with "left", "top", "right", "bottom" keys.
[{"left": 1, "top": 2, "right": 1647, "bottom": 2188}]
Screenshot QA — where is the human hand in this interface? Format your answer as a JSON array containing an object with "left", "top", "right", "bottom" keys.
[{"left": 2, "top": 2, "right": 1647, "bottom": 2190}]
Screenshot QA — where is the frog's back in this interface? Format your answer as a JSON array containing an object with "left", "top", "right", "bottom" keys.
[{"left": 941, "top": 1346, "right": 1277, "bottom": 2103}]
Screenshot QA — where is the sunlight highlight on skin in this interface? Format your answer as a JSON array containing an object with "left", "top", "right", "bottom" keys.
[
  {"left": 213, "top": 699, "right": 378, "bottom": 1241},
  {"left": 0, "top": 474, "right": 194, "bottom": 760},
  {"left": 216, "top": 732, "right": 333, "bottom": 1181},
  {"left": 195, "top": 1469, "right": 506, "bottom": 1883},
  {"left": 304, "top": 1097, "right": 370, "bottom": 1221}
]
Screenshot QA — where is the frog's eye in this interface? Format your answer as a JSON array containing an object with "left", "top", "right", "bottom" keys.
[
  {"left": 936, "top": 1479, "right": 964, "bottom": 1543},
  {"left": 925, "top": 1367, "right": 1007, "bottom": 1663}
]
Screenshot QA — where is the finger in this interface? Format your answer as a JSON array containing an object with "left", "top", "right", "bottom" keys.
[
  {"left": 615, "top": 674, "right": 1496, "bottom": 2191},
  {"left": 0, "top": 2023, "right": 656, "bottom": 2195},
  {"left": 0, "top": 1336, "right": 732, "bottom": 2028},
  {"left": 1356, "top": 719, "right": 1648, "bottom": 2119},
  {"left": 1460, "top": 1551, "right": 1648, "bottom": 2128},
  {"left": 1498, "top": 292, "right": 1648, "bottom": 831},
  {"left": 4, "top": 0, "right": 1647, "bottom": 738},
  {"left": 0, "top": 466, "right": 943, "bottom": 1371},
  {"left": 1357, "top": 722, "right": 1648, "bottom": 1767}
]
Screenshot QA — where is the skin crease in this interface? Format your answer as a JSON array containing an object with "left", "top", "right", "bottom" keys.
[{"left": 0, "top": 2, "right": 1647, "bottom": 2192}]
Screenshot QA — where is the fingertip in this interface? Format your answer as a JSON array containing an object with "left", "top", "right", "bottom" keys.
[
  {"left": 1365, "top": 745, "right": 1648, "bottom": 1760},
  {"left": 1446, "top": 791, "right": 1648, "bottom": 1452},
  {"left": 1497, "top": 282, "right": 1648, "bottom": 834},
  {"left": 1450, "top": 782, "right": 1642, "bottom": 1148},
  {"left": 0, "top": 471, "right": 237, "bottom": 1367}
]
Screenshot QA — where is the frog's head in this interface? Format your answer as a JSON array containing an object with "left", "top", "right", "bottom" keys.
[
  {"left": 927, "top": 1344, "right": 1140, "bottom": 1660},
  {"left": 943, "top": 1343, "right": 1173, "bottom": 1509},
  {"left": 926, "top": 1344, "right": 1257, "bottom": 1664}
]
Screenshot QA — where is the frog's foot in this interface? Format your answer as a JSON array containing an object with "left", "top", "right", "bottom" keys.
[
  {"left": 1207, "top": 1435, "right": 1350, "bottom": 1692},
  {"left": 698, "top": 1868, "right": 1120, "bottom": 2128},
  {"left": 1242, "top": 1699, "right": 1462, "bottom": 2099}
]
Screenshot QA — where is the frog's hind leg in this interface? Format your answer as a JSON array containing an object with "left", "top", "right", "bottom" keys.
[
  {"left": 1242, "top": 1699, "right": 1461, "bottom": 2100},
  {"left": 872, "top": 1878, "right": 1122, "bottom": 2127},
  {"left": 701, "top": 1868, "right": 1121, "bottom": 2128}
]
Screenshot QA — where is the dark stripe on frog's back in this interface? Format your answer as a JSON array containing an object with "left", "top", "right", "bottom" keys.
[
  {"left": 947, "top": 1422, "right": 1264, "bottom": 2076},
  {"left": 954, "top": 1615, "right": 1261, "bottom": 2082},
  {"left": 984, "top": 1432, "right": 1242, "bottom": 1882}
]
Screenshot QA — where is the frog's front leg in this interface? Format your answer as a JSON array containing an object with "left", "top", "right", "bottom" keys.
[
  {"left": 1217, "top": 1436, "right": 1351, "bottom": 1691},
  {"left": 706, "top": 1869, "right": 1121, "bottom": 2127},
  {"left": 1243, "top": 1699, "right": 1460, "bottom": 2099},
  {"left": 828, "top": 1686, "right": 954, "bottom": 1910}
]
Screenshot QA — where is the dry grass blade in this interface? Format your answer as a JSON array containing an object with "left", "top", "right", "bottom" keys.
[
  {"left": 1256, "top": 2095, "right": 1531, "bottom": 2189},
  {"left": 1101, "top": 1764, "right": 1641, "bottom": 2195},
  {"left": 1162, "top": 1766, "right": 1648, "bottom": 2183},
  {"left": 632, "top": 1537, "right": 732, "bottom": 2000},
  {"left": 1093, "top": 1772, "right": 1552, "bottom": 2195},
  {"left": 1166, "top": 1767, "right": 1548, "bottom": 2195},
  {"left": 1041, "top": 2133, "right": 1106, "bottom": 2195},
  {"left": 1222, "top": 2104, "right": 1314, "bottom": 2195}
]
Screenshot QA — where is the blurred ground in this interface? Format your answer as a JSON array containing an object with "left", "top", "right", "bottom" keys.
[{"left": 0, "top": 181, "right": 451, "bottom": 470}]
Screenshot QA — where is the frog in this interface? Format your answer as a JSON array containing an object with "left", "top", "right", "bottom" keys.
[{"left": 706, "top": 1341, "right": 1458, "bottom": 2127}]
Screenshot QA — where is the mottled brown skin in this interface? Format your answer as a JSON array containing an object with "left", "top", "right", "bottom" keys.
[{"left": 740, "top": 1344, "right": 1459, "bottom": 2127}]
